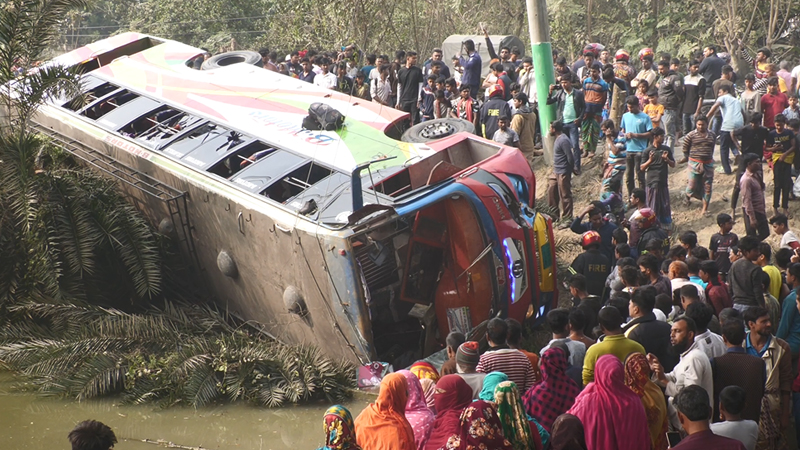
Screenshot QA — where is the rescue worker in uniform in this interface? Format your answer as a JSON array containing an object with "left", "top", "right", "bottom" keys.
[
  {"left": 634, "top": 208, "right": 670, "bottom": 257},
  {"left": 479, "top": 84, "right": 511, "bottom": 140},
  {"left": 570, "top": 230, "right": 611, "bottom": 297}
]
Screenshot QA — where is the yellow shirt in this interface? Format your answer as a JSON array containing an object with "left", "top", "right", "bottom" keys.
[
  {"left": 582, "top": 334, "right": 646, "bottom": 385},
  {"left": 763, "top": 265, "right": 782, "bottom": 300},
  {"left": 644, "top": 103, "right": 664, "bottom": 129}
]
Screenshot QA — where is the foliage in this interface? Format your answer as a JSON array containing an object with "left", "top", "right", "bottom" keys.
[
  {"left": 0, "top": 0, "right": 163, "bottom": 305},
  {"left": 0, "top": 300, "right": 356, "bottom": 408}
]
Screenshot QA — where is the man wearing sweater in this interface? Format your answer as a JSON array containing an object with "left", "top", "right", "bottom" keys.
[{"left": 729, "top": 236, "right": 765, "bottom": 313}]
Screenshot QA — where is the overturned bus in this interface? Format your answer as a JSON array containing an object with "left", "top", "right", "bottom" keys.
[{"left": 27, "top": 33, "right": 557, "bottom": 367}]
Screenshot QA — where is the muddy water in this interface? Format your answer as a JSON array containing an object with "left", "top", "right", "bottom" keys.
[{"left": 0, "top": 389, "right": 370, "bottom": 450}]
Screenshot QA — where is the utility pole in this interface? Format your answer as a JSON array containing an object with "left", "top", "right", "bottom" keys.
[{"left": 526, "top": 0, "right": 556, "bottom": 165}]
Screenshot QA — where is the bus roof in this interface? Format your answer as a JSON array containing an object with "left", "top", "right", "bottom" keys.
[{"left": 55, "top": 33, "right": 435, "bottom": 173}]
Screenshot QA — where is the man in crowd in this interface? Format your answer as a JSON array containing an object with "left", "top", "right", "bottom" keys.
[
  {"left": 547, "top": 120, "right": 576, "bottom": 222},
  {"left": 638, "top": 253, "right": 672, "bottom": 296},
  {"left": 738, "top": 154, "right": 769, "bottom": 240},
  {"left": 396, "top": 51, "right": 423, "bottom": 126},
  {"left": 570, "top": 231, "right": 611, "bottom": 296},
  {"left": 767, "top": 114, "right": 795, "bottom": 217},
  {"left": 672, "top": 385, "right": 748, "bottom": 449},
  {"left": 649, "top": 316, "right": 714, "bottom": 425},
  {"left": 686, "top": 302, "right": 726, "bottom": 358},
  {"left": 621, "top": 95, "right": 654, "bottom": 197},
  {"left": 424, "top": 48, "right": 450, "bottom": 79},
  {"left": 581, "top": 65, "right": 610, "bottom": 160},
  {"left": 313, "top": 58, "right": 336, "bottom": 89},
  {"left": 699, "top": 45, "right": 725, "bottom": 94},
  {"left": 743, "top": 307, "right": 792, "bottom": 449},
  {"left": 683, "top": 116, "right": 716, "bottom": 216},
  {"left": 657, "top": 59, "right": 684, "bottom": 150},
  {"left": 458, "top": 39, "right": 481, "bottom": 99},
  {"left": 624, "top": 285, "right": 676, "bottom": 371},
  {"left": 299, "top": 57, "right": 316, "bottom": 83},
  {"left": 707, "top": 84, "right": 744, "bottom": 175},
  {"left": 711, "top": 386, "right": 759, "bottom": 450},
  {"left": 475, "top": 318, "right": 537, "bottom": 391},
  {"left": 439, "top": 331, "right": 465, "bottom": 376},
  {"left": 762, "top": 77, "right": 789, "bottom": 129},
  {"left": 569, "top": 308, "right": 597, "bottom": 348},
  {"left": 570, "top": 204, "right": 618, "bottom": 262},
  {"left": 69, "top": 420, "right": 117, "bottom": 450},
  {"left": 480, "top": 85, "right": 511, "bottom": 140},
  {"left": 582, "top": 306, "right": 645, "bottom": 385},
  {"left": 682, "top": 60, "right": 706, "bottom": 139},
  {"left": 548, "top": 75, "right": 584, "bottom": 173},
  {"left": 711, "top": 317, "right": 766, "bottom": 423},
  {"left": 731, "top": 113, "right": 768, "bottom": 218},
  {"left": 730, "top": 236, "right": 766, "bottom": 313},
  {"left": 541, "top": 308, "right": 587, "bottom": 368},
  {"left": 454, "top": 341, "right": 485, "bottom": 398}
]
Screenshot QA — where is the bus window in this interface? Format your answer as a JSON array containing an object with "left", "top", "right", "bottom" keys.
[
  {"left": 161, "top": 122, "right": 242, "bottom": 159},
  {"left": 262, "top": 162, "right": 333, "bottom": 204},
  {"left": 134, "top": 109, "right": 203, "bottom": 149},
  {"left": 96, "top": 95, "right": 161, "bottom": 130},
  {"left": 207, "top": 141, "right": 274, "bottom": 178},
  {"left": 81, "top": 90, "right": 138, "bottom": 120},
  {"left": 64, "top": 80, "right": 119, "bottom": 111}
]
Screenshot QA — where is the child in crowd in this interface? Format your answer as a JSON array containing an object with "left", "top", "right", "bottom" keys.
[
  {"left": 709, "top": 213, "right": 738, "bottom": 280},
  {"left": 635, "top": 79, "right": 650, "bottom": 109},
  {"left": 643, "top": 89, "right": 664, "bottom": 129},
  {"left": 783, "top": 94, "right": 800, "bottom": 121},
  {"left": 433, "top": 89, "right": 451, "bottom": 119},
  {"left": 419, "top": 74, "right": 437, "bottom": 122},
  {"left": 740, "top": 73, "right": 762, "bottom": 123}
]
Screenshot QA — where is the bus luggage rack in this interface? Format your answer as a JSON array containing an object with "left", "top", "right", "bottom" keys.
[{"left": 29, "top": 122, "right": 201, "bottom": 275}]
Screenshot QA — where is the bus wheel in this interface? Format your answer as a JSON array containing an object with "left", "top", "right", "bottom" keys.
[
  {"left": 201, "top": 51, "right": 263, "bottom": 70},
  {"left": 400, "top": 118, "right": 475, "bottom": 143}
]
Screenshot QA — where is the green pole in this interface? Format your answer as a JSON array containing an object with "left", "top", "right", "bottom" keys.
[{"left": 526, "top": 0, "right": 556, "bottom": 165}]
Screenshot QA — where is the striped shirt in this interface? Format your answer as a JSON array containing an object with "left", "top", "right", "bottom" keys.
[
  {"left": 683, "top": 129, "right": 716, "bottom": 162},
  {"left": 476, "top": 348, "right": 537, "bottom": 392}
]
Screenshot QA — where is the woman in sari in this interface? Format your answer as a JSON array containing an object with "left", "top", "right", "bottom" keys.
[
  {"left": 478, "top": 371, "right": 508, "bottom": 401},
  {"left": 316, "top": 405, "right": 361, "bottom": 450},
  {"left": 424, "top": 375, "right": 473, "bottom": 450},
  {"left": 523, "top": 347, "right": 580, "bottom": 432},
  {"left": 419, "top": 378, "right": 436, "bottom": 413},
  {"left": 624, "top": 353, "right": 668, "bottom": 450},
  {"left": 549, "top": 414, "right": 587, "bottom": 450},
  {"left": 436, "top": 400, "right": 513, "bottom": 450},
  {"left": 567, "top": 354, "right": 649, "bottom": 450},
  {"left": 494, "top": 381, "right": 543, "bottom": 450},
  {"left": 398, "top": 370, "right": 435, "bottom": 450},
  {"left": 354, "top": 372, "right": 416, "bottom": 450},
  {"left": 409, "top": 361, "right": 440, "bottom": 382}
]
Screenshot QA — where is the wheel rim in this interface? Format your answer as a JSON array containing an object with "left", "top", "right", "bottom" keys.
[{"left": 418, "top": 122, "right": 455, "bottom": 139}]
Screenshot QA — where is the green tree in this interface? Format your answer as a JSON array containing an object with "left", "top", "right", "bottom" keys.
[{"left": 0, "top": 0, "right": 162, "bottom": 304}]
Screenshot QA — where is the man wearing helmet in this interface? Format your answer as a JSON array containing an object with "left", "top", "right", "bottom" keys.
[
  {"left": 631, "top": 49, "right": 657, "bottom": 91},
  {"left": 614, "top": 49, "right": 637, "bottom": 89},
  {"left": 570, "top": 204, "right": 619, "bottom": 262},
  {"left": 634, "top": 208, "right": 670, "bottom": 257},
  {"left": 570, "top": 230, "right": 611, "bottom": 297},
  {"left": 479, "top": 84, "right": 512, "bottom": 140}
]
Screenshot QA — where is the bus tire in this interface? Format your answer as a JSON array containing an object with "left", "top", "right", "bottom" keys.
[
  {"left": 201, "top": 51, "right": 263, "bottom": 70},
  {"left": 400, "top": 118, "right": 475, "bottom": 143}
]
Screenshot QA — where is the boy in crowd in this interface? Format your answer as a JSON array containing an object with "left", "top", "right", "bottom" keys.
[
  {"left": 683, "top": 116, "right": 716, "bottom": 216},
  {"left": 783, "top": 94, "right": 800, "bottom": 121},
  {"left": 707, "top": 84, "right": 744, "bottom": 175},
  {"left": 770, "top": 214, "right": 800, "bottom": 250},
  {"left": 419, "top": 74, "right": 437, "bottom": 122},
  {"left": 766, "top": 114, "right": 795, "bottom": 217},
  {"left": 709, "top": 213, "right": 738, "bottom": 280},
  {"left": 740, "top": 74, "right": 762, "bottom": 123},
  {"left": 762, "top": 77, "right": 789, "bottom": 129},
  {"left": 740, "top": 154, "right": 770, "bottom": 241},
  {"left": 644, "top": 90, "right": 664, "bottom": 130}
]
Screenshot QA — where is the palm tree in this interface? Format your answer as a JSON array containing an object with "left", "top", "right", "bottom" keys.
[{"left": 0, "top": 0, "right": 162, "bottom": 304}]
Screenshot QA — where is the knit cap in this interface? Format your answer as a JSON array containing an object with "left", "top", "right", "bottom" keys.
[{"left": 456, "top": 341, "right": 480, "bottom": 367}]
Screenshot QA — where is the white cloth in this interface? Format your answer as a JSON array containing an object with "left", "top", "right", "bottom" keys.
[
  {"left": 664, "top": 340, "right": 714, "bottom": 410},
  {"left": 695, "top": 330, "right": 726, "bottom": 359},
  {"left": 671, "top": 278, "right": 707, "bottom": 303},
  {"left": 370, "top": 77, "right": 392, "bottom": 104},
  {"left": 780, "top": 230, "right": 800, "bottom": 249},
  {"left": 457, "top": 372, "right": 487, "bottom": 399},
  {"left": 710, "top": 420, "right": 758, "bottom": 450},
  {"left": 313, "top": 72, "right": 337, "bottom": 89},
  {"left": 791, "top": 65, "right": 800, "bottom": 94},
  {"left": 653, "top": 308, "right": 667, "bottom": 322},
  {"left": 541, "top": 337, "right": 586, "bottom": 368}
]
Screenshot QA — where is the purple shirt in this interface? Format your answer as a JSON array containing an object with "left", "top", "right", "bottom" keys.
[{"left": 674, "top": 430, "right": 747, "bottom": 450}]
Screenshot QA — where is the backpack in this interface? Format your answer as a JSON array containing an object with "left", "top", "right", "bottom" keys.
[{"left": 307, "top": 102, "right": 345, "bottom": 131}]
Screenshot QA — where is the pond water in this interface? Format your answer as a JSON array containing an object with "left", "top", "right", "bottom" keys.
[{"left": 0, "top": 387, "right": 370, "bottom": 450}]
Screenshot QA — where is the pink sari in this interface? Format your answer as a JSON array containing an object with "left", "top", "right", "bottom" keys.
[
  {"left": 567, "top": 355, "right": 649, "bottom": 450},
  {"left": 399, "top": 370, "right": 435, "bottom": 450}
]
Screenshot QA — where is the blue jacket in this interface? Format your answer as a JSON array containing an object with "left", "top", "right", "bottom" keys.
[
  {"left": 777, "top": 288, "right": 800, "bottom": 354},
  {"left": 553, "top": 133, "right": 575, "bottom": 175},
  {"left": 570, "top": 217, "right": 618, "bottom": 262},
  {"left": 460, "top": 52, "right": 482, "bottom": 88}
]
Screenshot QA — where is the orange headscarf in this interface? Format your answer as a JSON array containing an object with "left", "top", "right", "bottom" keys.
[{"left": 355, "top": 373, "right": 416, "bottom": 450}]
